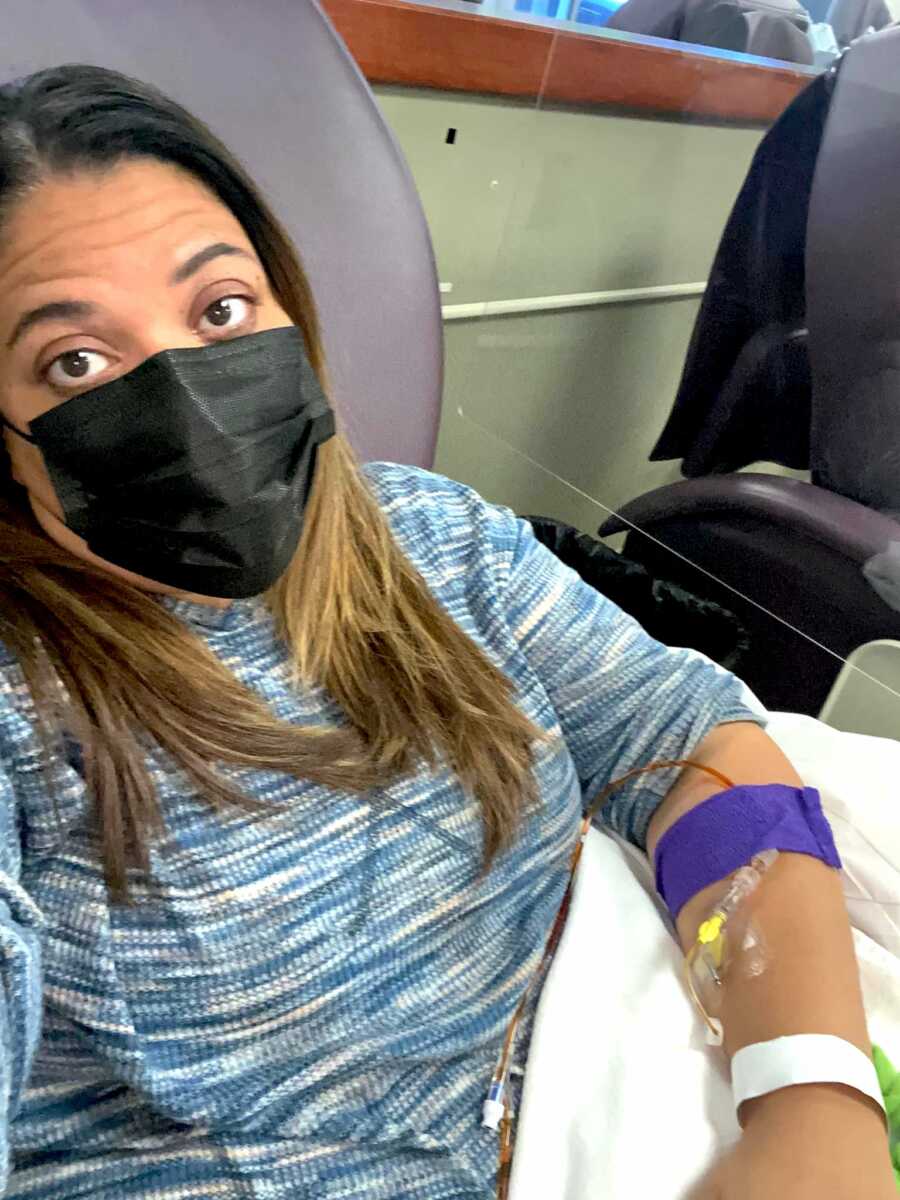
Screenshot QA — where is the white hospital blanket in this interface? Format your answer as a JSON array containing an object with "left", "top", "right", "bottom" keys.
[{"left": 509, "top": 713, "right": 900, "bottom": 1200}]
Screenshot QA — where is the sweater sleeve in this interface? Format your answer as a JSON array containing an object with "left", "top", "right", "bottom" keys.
[
  {"left": 0, "top": 761, "right": 44, "bottom": 1186},
  {"left": 363, "top": 463, "right": 764, "bottom": 850},
  {"left": 498, "top": 511, "right": 764, "bottom": 847}
]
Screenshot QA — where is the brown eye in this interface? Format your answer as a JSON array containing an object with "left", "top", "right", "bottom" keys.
[
  {"left": 45, "top": 349, "right": 110, "bottom": 389},
  {"left": 197, "top": 295, "right": 254, "bottom": 337}
]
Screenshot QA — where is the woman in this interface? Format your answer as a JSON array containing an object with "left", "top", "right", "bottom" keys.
[{"left": 0, "top": 66, "right": 891, "bottom": 1199}]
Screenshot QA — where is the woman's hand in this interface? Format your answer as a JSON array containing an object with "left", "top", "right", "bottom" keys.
[{"left": 688, "top": 1085, "right": 896, "bottom": 1199}]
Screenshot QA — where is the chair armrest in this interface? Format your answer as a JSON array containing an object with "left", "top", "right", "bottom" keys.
[{"left": 598, "top": 475, "right": 900, "bottom": 565}]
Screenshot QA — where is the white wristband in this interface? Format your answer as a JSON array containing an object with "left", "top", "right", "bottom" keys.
[{"left": 731, "top": 1035, "right": 886, "bottom": 1123}]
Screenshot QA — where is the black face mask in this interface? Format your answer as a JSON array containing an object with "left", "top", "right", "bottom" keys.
[{"left": 2, "top": 326, "right": 335, "bottom": 598}]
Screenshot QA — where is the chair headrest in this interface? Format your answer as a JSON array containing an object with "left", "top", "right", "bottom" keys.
[{"left": 0, "top": 0, "right": 443, "bottom": 467}]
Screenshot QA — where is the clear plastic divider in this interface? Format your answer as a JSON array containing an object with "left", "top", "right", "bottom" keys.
[{"left": 429, "top": 25, "right": 900, "bottom": 768}]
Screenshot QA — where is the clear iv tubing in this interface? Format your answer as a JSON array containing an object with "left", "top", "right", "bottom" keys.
[
  {"left": 481, "top": 757, "right": 737, "bottom": 1132},
  {"left": 685, "top": 848, "right": 779, "bottom": 1046}
]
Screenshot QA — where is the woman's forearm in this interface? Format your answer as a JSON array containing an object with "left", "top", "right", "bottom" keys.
[{"left": 646, "top": 723, "right": 883, "bottom": 1129}]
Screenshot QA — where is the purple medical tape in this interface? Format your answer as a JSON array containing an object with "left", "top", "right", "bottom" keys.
[{"left": 655, "top": 784, "right": 842, "bottom": 920}]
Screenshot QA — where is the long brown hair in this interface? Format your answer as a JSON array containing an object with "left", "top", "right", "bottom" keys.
[{"left": 0, "top": 66, "right": 538, "bottom": 897}]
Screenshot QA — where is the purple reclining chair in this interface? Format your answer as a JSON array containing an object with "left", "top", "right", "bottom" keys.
[
  {"left": 606, "top": 0, "right": 815, "bottom": 63},
  {"left": 827, "top": 0, "right": 894, "bottom": 48},
  {"left": 600, "top": 27, "right": 900, "bottom": 715},
  {"left": 1, "top": 0, "right": 443, "bottom": 470}
]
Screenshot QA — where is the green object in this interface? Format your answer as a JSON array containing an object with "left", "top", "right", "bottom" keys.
[{"left": 873, "top": 1045, "right": 900, "bottom": 1190}]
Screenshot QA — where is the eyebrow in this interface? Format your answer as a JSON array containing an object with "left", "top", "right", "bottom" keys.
[
  {"left": 6, "top": 242, "right": 256, "bottom": 349},
  {"left": 7, "top": 300, "right": 98, "bottom": 349},
  {"left": 170, "top": 241, "right": 253, "bottom": 285}
]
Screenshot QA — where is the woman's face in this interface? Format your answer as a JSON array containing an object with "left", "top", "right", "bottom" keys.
[{"left": 0, "top": 158, "right": 293, "bottom": 602}]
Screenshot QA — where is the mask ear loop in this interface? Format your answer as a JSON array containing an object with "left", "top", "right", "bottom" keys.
[
  {"left": 0, "top": 412, "right": 37, "bottom": 443},
  {"left": 489, "top": 758, "right": 734, "bottom": 1200}
]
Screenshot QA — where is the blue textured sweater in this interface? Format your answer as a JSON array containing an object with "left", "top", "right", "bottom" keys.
[{"left": 0, "top": 465, "right": 757, "bottom": 1199}]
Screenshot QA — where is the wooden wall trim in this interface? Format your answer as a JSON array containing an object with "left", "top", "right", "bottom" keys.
[{"left": 322, "top": 0, "right": 810, "bottom": 124}]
